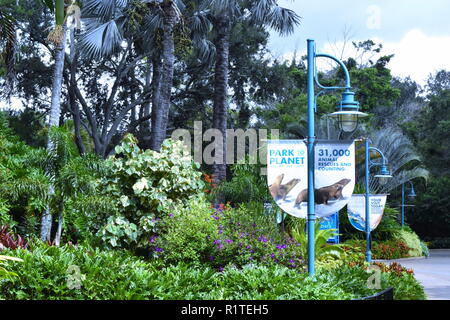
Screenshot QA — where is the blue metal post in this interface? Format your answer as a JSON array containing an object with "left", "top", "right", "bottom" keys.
[
  {"left": 307, "top": 39, "right": 316, "bottom": 276},
  {"left": 401, "top": 183, "right": 405, "bottom": 227},
  {"left": 365, "top": 139, "right": 372, "bottom": 263}
]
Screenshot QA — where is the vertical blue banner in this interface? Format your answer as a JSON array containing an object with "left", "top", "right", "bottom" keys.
[{"left": 319, "top": 212, "right": 340, "bottom": 243}]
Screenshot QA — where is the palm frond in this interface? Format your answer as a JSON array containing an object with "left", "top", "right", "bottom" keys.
[
  {"left": 267, "top": 5, "right": 301, "bottom": 36},
  {"left": 190, "top": 9, "right": 212, "bottom": 35},
  {"left": 79, "top": 19, "right": 124, "bottom": 59},
  {"left": 82, "top": 0, "right": 128, "bottom": 20},
  {"left": 209, "top": 0, "right": 240, "bottom": 17},
  {"left": 192, "top": 35, "right": 215, "bottom": 64},
  {"left": 249, "top": 0, "right": 275, "bottom": 24},
  {"left": 361, "top": 126, "right": 430, "bottom": 193}
]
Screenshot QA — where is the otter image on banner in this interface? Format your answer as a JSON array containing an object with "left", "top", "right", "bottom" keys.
[{"left": 267, "top": 140, "right": 356, "bottom": 219}]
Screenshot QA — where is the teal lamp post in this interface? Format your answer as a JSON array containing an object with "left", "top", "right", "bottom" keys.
[
  {"left": 364, "top": 141, "right": 392, "bottom": 262},
  {"left": 306, "top": 39, "right": 368, "bottom": 275},
  {"left": 401, "top": 181, "right": 416, "bottom": 227}
]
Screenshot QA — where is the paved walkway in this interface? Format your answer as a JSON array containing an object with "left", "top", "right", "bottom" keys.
[{"left": 382, "top": 249, "right": 450, "bottom": 300}]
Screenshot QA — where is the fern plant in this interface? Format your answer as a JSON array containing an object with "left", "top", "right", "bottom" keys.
[
  {"left": 215, "top": 160, "right": 270, "bottom": 204},
  {"left": 291, "top": 219, "right": 344, "bottom": 262}
]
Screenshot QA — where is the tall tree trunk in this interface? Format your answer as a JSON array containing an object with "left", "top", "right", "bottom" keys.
[
  {"left": 150, "top": 2, "right": 177, "bottom": 151},
  {"left": 69, "top": 28, "right": 85, "bottom": 155},
  {"left": 140, "top": 58, "right": 153, "bottom": 146},
  {"left": 40, "top": 27, "right": 66, "bottom": 242},
  {"left": 53, "top": 200, "right": 64, "bottom": 246},
  {"left": 150, "top": 55, "right": 162, "bottom": 149},
  {"left": 212, "top": 15, "right": 231, "bottom": 187}
]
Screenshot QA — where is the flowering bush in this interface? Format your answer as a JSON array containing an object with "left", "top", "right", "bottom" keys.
[
  {"left": 154, "top": 200, "right": 305, "bottom": 270},
  {"left": 208, "top": 205, "right": 304, "bottom": 270}
]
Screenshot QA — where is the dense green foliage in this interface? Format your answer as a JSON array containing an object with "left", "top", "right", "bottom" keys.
[{"left": 0, "top": 244, "right": 425, "bottom": 300}]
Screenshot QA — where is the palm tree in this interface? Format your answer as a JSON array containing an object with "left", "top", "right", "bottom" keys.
[
  {"left": 148, "top": 0, "right": 182, "bottom": 151},
  {"left": 40, "top": 0, "right": 81, "bottom": 241},
  {"left": 208, "top": 0, "right": 301, "bottom": 185},
  {"left": 79, "top": 0, "right": 213, "bottom": 151},
  {"left": 364, "top": 127, "right": 429, "bottom": 194}
]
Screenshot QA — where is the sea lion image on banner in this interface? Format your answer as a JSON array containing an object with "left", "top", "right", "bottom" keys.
[
  {"left": 267, "top": 140, "right": 356, "bottom": 219},
  {"left": 347, "top": 194, "right": 388, "bottom": 232}
]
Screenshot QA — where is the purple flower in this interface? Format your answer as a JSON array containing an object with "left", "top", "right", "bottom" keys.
[
  {"left": 155, "top": 247, "right": 164, "bottom": 252},
  {"left": 213, "top": 239, "right": 221, "bottom": 245},
  {"left": 218, "top": 266, "right": 224, "bottom": 272},
  {"left": 276, "top": 244, "right": 287, "bottom": 250},
  {"left": 169, "top": 213, "right": 174, "bottom": 218},
  {"left": 150, "top": 235, "right": 158, "bottom": 243},
  {"left": 218, "top": 229, "right": 223, "bottom": 234},
  {"left": 258, "top": 235, "right": 268, "bottom": 243},
  {"left": 211, "top": 215, "right": 220, "bottom": 220},
  {"left": 224, "top": 239, "right": 233, "bottom": 244},
  {"left": 217, "top": 244, "right": 224, "bottom": 250},
  {"left": 209, "top": 256, "right": 215, "bottom": 261}
]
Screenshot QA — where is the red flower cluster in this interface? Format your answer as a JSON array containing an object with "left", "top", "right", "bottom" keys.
[
  {"left": 202, "top": 173, "right": 217, "bottom": 194},
  {"left": 372, "top": 262, "right": 414, "bottom": 276}
]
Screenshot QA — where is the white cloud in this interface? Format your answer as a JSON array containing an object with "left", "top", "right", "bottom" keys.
[
  {"left": 280, "top": 29, "right": 450, "bottom": 86},
  {"left": 378, "top": 29, "right": 450, "bottom": 84}
]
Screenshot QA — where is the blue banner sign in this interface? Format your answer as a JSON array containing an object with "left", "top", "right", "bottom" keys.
[{"left": 319, "top": 212, "right": 339, "bottom": 244}]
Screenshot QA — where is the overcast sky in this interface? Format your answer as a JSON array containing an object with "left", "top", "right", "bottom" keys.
[{"left": 268, "top": 0, "right": 450, "bottom": 85}]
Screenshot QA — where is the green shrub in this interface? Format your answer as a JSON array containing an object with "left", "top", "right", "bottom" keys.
[
  {"left": 393, "top": 228, "right": 423, "bottom": 257},
  {"left": 0, "top": 244, "right": 156, "bottom": 299},
  {"left": 81, "top": 135, "right": 205, "bottom": 251},
  {"left": 0, "top": 244, "right": 425, "bottom": 300},
  {"left": 153, "top": 196, "right": 217, "bottom": 265}
]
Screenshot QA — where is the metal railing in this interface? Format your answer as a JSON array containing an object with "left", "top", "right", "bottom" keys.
[{"left": 358, "top": 287, "right": 394, "bottom": 300}]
